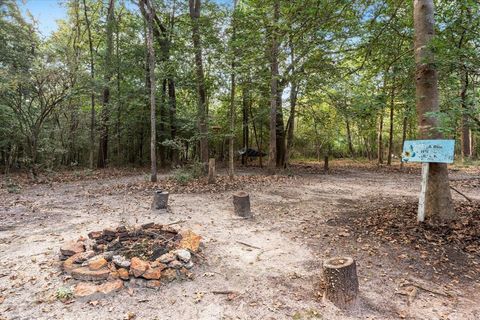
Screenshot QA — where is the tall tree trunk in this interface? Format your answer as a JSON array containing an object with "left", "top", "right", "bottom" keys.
[
  {"left": 268, "top": 0, "right": 279, "bottom": 171},
  {"left": 115, "top": 9, "right": 122, "bottom": 163},
  {"left": 414, "top": 0, "right": 454, "bottom": 222},
  {"left": 400, "top": 114, "right": 408, "bottom": 169},
  {"left": 285, "top": 82, "right": 297, "bottom": 167},
  {"left": 276, "top": 87, "right": 285, "bottom": 167},
  {"left": 189, "top": 0, "right": 208, "bottom": 167},
  {"left": 284, "top": 40, "right": 296, "bottom": 168},
  {"left": 82, "top": 0, "right": 95, "bottom": 169},
  {"left": 460, "top": 69, "right": 471, "bottom": 161},
  {"left": 143, "top": 0, "right": 157, "bottom": 182},
  {"left": 228, "top": 0, "right": 237, "bottom": 179},
  {"left": 377, "top": 112, "right": 383, "bottom": 164},
  {"left": 346, "top": 117, "right": 354, "bottom": 157},
  {"left": 168, "top": 79, "right": 178, "bottom": 165},
  {"left": 97, "top": 0, "right": 115, "bottom": 168},
  {"left": 159, "top": 79, "right": 167, "bottom": 167},
  {"left": 387, "top": 75, "right": 395, "bottom": 165},
  {"left": 241, "top": 86, "right": 249, "bottom": 165}
]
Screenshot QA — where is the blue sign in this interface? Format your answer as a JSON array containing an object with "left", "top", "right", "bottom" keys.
[{"left": 402, "top": 140, "right": 455, "bottom": 164}]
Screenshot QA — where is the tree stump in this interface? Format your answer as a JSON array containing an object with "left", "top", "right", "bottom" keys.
[
  {"left": 152, "top": 190, "right": 169, "bottom": 210},
  {"left": 323, "top": 256, "right": 359, "bottom": 308},
  {"left": 208, "top": 158, "right": 216, "bottom": 184},
  {"left": 233, "top": 191, "right": 251, "bottom": 218}
]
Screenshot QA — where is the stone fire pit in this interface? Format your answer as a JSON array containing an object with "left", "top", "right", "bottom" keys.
[{"left": 59, "top": 223, "right": 202, "bottom": 297}]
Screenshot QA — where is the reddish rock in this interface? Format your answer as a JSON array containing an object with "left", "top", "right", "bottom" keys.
[
  {"left": 178, "top": 230, "right": 202, "bottom": 253},
  {"left": 74, "top": 280, "right": 123, "bottom": 297},
  {"left": 77, "top": 251, "right": 96, "bottom": 263},
  {"left": 161, "top": 268, "right": 177, "bottom": 282},
  {"left": 97, "top": 280, "right": 123, "bottom": 294},
  {"left": 178, "top": 267, "right": 194, "bottom": 280},
  {"left": 146, "top": 280, "right": 162, "bottom": 289},
  {"left": 150, "top": 261, "right": 166, "bottom": 270},
  {"left": 63, "top": 253, "right": 82, "bottom": 273},
  {"left": 143, "top": 267, "right": 162, "bottom": 280},
  {"left": 71, "top": 267, "right": 110, "bottom": 281},
  {"left": 118, "top": 268, "right": 129, "bottom": 280},
  {"left": 88, "top": 231, "right": 102, "bottom": 239},
  {"left": 74, "top": 282, "right": 98, "bottom": 297},
  {"left": 130, "top": 257, "right": 149, "bottom": 277},
  {"left": 60, "top": 241, "right": 85, "bottom": 257},
  {"left": 108, "top": 270, "right": 120, "bottom": 280},
  {"left": 88, "top": 257, "right": 108, "bottom": 271}
]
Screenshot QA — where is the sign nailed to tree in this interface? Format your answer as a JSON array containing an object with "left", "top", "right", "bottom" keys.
[{"left": 402, "top": 140, "right": 455, "bottom": 164}]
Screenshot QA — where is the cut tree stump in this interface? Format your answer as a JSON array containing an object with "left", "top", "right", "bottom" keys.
[
  {"left": 323, "top": 256, "right": 359, "bottom": 308},
  {"left": 152, "top": 190, "right": 169, "bottom": 210},
  {"left": 233, "top": 191, "right": 251, "bottom": 218},
  {"left": 208, "top": 158, "right": 216, "bottom": 184}
]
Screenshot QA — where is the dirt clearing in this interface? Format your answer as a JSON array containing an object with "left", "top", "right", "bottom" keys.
[{"left": 1, "top": 162, "right": 479, "bottom": 319}]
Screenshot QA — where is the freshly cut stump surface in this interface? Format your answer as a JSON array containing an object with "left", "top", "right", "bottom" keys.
[
  {"left": 323, "top": 256, "right": 359, "bottom": 309},
  {"left": 233, "top": 191, "right": 251, "bottom": 218}
]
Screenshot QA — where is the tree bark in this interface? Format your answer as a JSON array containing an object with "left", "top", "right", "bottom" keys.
[
  {"left": 268, "top": 0, "right": 279, "bottom": 171},
  {"left": 233, "top": 191, "right": 251, "bottom": 218},
  {"left": 189, "top": 0, "right": 209, "bottom": 168},
  {"left": 82, "top": 0, "right": 95, "bottom": 169},
  {"left": 460, "top": 69, "right": 471, "bottom": 161},
  {"left": 228, "top": 0, "right": 237, "bottom": 179},
  {"left": 276, "top": 87, "right": 285, "bottom": 167},
  {"left": 208, "top": 158, "right": 216, "bottom": 184},
  {"left": 284, "top": 40, "right": 296, "bottom": 167},
  {"left": 241, "top": 86, "right": 250, "bottom": 165},
  {"left": 142, "top": 0, "right": 157, "bottom": 182},
  {"left": 152, "top": 190, "right": 169, "bottom": 210},
  {"left": 346, "top": 117, "right": 354, "bottom": 157},
  {"left": 414, "top": 0, "right": 454, "bottom": 222},
  {"left": 387, "top": 75, "right": 395, "bottom": 165},
  {"left": 400, "top": 115, "right": 408, "bottom": 169},
  {"left": 97, "top": 0, "right": 115, "bottom": 168},
  {"left": 323, "top": 257, "right": 359, "bottom": 309},
  {"left": 377, "top": 112, "right": 383, "bottom": 164}
]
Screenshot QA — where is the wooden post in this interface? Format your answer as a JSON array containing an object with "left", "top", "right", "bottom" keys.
[
  {"left": 323, "top": 256, "right": 359, "bottom": 309},
  {"left": 152, "top": 190, "right": 169, "bottom": 210},
  {"left": 418, "top": 162, "right": 429, "bottom": 222},
  {"left": 233, "top": 191, "right": 251, "bottom": 218},
  {"left": 208, "top": 158, "right": 216, "bottom": 184}
]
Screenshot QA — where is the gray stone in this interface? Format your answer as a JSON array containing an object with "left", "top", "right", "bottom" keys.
[
  {"left": 112, "top": 255, "right": 131, "bottom": 268},
  {"left": 168, "top": 260, "right": 183, "bottom": 269},
  {"left": 157, "top": 252, "right": 175, "bottom": 264},
  {"left": 184, "top": 261, "right": 194, "bottom": 269},
  {"left": 103, "top": 251, "right": 115, "bottom": 261},
  {"left": 175, "top": 249, "right": 191, "bottom": 263}
]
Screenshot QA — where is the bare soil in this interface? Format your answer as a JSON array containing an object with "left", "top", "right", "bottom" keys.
[{"left": 1, "top": 160, "right": 479, "bottom": 320}]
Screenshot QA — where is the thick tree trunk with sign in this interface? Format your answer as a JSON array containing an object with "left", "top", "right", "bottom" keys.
[{"left": 414, "top": 0, "right": 454, "bottom": 222}]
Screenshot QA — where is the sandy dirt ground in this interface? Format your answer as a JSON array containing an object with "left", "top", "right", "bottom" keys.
[{"left": 1, "top": 162, "right": 479, "bottom": 320}]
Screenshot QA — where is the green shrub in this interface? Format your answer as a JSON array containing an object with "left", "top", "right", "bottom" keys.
[{"left": 172, "top": 162, "right": 205, "bottom": 185}]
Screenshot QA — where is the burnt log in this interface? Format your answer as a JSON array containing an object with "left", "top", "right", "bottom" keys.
[
  {"left": 152, "top": 190, "right": 169, "bottom": 210},
  {"left": 323, "top": 256, "right": 359, "bottom": 308},
  {"left": 233, "top": 191, "right": 251, "bottom": 218}
]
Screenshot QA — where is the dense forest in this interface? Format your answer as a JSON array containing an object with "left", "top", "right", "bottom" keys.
[{"left": 1, "top": 0, "right": 479, "bottom": 176}]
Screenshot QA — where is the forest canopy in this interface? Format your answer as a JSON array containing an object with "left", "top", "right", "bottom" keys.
[{"left": 1, "top": 0, "right": 479, "bottom": 176}]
